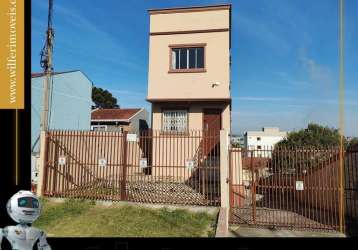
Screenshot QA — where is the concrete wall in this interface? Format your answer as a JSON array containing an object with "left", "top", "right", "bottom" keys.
[
  {"left": 31, "top": 71, "right": 92, "bottom": 153},
  {"left": 147, "top": 8, "right": 230, "bottom": 100}
]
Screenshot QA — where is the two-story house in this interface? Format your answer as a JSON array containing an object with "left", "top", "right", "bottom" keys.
[{"left": 146, "top": 4, "right": 232, "bottom": 136}]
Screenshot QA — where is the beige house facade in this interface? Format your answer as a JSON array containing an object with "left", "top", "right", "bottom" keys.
[{"left": 147, "top": 4, "right": 232, "bottom": 134}]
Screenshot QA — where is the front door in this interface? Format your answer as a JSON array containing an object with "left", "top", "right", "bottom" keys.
[
  {"left": 202, "top": 109, "right": 221, "bottom": 157},
  {"left": 203, "top": 109, "right": 221, "bottom": 134}
]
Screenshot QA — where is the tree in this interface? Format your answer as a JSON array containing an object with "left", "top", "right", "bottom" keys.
[
  {"left": 276, "top": 123, "right": 342, "bottom": 148},
  {"left": 92, "top": 87, "right": 119, "bottom": 109},
  {"left": 272, "top": 123, "right": 344, "bottom": 174},
  {"left": 347, "top": 137, "right": 358, "bottom": 151}
]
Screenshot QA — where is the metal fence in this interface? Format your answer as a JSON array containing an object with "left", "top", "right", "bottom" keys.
[
  {"left": 229, "top": 147, "right": 345, "bottom": 232},
  {"left": 42, "top": 129, "right": 221, "bottom": 206},
  {"left": 345, "top": 148, "right": 358, "bottom": 236}
]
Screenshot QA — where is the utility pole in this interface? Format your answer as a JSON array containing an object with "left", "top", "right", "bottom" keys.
[
  {"left": 40, "top": 0, "right": 54, "bottom": 132},
  {"left": 338, "top": 0, "right": 345, "bottom": 234},
  {"left": 35, "top": 0, "right": 54, "bottom": 195}
]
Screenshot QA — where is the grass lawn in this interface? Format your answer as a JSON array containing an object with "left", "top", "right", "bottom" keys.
[{"left": 33, "top": 199, "right": 218, "bottom": 237}]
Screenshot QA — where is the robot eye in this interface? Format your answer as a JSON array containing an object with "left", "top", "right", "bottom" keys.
[
  {"left": 32, "top": 199, "right": 39, "bottom": 208},
  {"left": 18, "top": 197, "right": 29, "bottom": 207}
]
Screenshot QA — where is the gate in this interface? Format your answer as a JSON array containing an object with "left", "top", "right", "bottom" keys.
[
  {"left": 42, "top": 129, "right": 220, "bottom": 206},
  {"left": 229, "top": 147, "right": 344, "bottom": 232},
  {"left": 345, "top": 147, "right": 358, "bottom": 236}
]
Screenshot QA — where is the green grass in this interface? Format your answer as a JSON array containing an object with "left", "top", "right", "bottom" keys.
[{"left": 33, "top": 198, "right": 217, "bottom": 237}]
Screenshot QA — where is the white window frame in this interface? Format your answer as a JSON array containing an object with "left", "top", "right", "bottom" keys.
[{"left": 162, "top": 110, "right": 188, "bottom": 132}]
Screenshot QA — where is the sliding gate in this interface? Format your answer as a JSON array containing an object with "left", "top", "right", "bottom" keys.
[
  {"left": 229, "top": 147, "right": 345, "bottom": 232},
  {"left": 42, "top": 130, "right": 221, "bottom": 206}
]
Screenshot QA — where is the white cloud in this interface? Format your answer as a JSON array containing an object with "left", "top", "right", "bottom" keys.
[{"left": 299, "top": 48, "right": 334, "bottom": 87}]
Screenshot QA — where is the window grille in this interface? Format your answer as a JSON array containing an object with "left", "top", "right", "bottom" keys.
[{"left": 163, "top": 110, "right": 187, "bottom": 132}]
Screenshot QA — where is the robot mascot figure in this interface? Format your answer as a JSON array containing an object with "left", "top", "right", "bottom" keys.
[{"left": 0, "top": 190, "right": 51, "bottom": 250}]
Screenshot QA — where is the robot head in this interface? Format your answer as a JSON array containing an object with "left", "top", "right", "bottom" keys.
[{"left": 6, "top": 190, "right": 41, "bottom": 224}]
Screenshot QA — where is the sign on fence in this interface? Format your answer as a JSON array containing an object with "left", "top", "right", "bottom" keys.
[
  {"left": 140, "top": 158, "right": 147, "bottom": 168},
  {"left": 99, "top": 158, "right": 107, "bottom": 167},
  {"left": 58, "top": 156, "right": 66, "bottom": 166},
  {"left": 185, "top": 159, "right": 195, "bottom": 170},
  {"left": 295, "top": 181, "right": 304, "bottom": 191},
  {"left": 127, "top": 133, "right": 137, "bottom": 142}
]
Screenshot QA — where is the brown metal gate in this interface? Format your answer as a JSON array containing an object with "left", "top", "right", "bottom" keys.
[
  {"left": 42, "top": 129, "right": 221, "bottom": 206},
  {"left": 229, "top": 147, "right": 344, "bottom": 232},
  {"left": 345, "top": 148, "right": 358, "bottom": 236}
]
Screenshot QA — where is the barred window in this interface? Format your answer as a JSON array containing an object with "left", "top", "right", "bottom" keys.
[{"left": 163, "top": 110, "right": 187, "bottom": 132}]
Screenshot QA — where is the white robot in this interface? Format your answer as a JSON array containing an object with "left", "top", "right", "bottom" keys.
[{"left": 0, "top": 190, "right": 51, "bottom": 250}]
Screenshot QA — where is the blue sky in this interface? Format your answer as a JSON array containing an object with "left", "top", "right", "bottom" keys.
[{"left": 31, "top": 0, "right": 358, "bottom": 136}]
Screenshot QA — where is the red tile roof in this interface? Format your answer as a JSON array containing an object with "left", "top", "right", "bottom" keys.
[{"left": 91, "top": 108, "right": 141, "bottom": 121}]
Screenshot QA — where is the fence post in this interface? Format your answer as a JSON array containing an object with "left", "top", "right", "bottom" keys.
[
  {"left": 36, "top": 131, "right": 47, "bottom": 197},
  {"left": 121, "top": 131, "right": 128, "bottom": 200},
  {"left": 219, "top": 129, "right": 229, "bottom": 235},
  {"left": 250, "top": 150, "right": 256, "bottom": 224}
]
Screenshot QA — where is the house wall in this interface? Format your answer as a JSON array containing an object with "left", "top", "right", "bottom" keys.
[
  {"left": 91, "top": 123, "right": 130, "bottom": 132},
  {"left": 151, "top": 102, "right": 230, "bottom": 132},
  {"left": 147, "top": 8, "right": 230, "bottom": 100},
  {"left": 245, "top": 135, "right": 286, "bottom": 150},
  {"left": 129, "top": 109, "right": 149, "bottom": 132},
  {"left": 149, "top": 8, "right": 230, "bottom": 33},
  {"left": 107, "top": 124, "right": 129, "bottom": 132},
  {"left": 245, "top": 134, "right": 286, "bottom": 158},
  {"left": 31, "top": 71, "right": 92, "bottom": 153}
]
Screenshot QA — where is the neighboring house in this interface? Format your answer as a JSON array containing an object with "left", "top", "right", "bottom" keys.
[
  {"left": 31, "top": 70, "right": 93, "bottom": 185},
  {"left": 91, "top": 108, "right": 149, "bottom": 133},
  {"left": 244, "top": 127, "right": 287, "bottom": 156},
  {"left": 31, "top": 70, "right": 93, "bottom": 153},
  {"left": 146, "top": 4, "right": 232, "bottom": 135},
  {"left": 231, "top": 134, "right": 245, "bottom": 148}
]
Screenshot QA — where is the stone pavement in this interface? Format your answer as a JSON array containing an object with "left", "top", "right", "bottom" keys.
[{"left": 229, "top": 225, "right": 346, "bottom": 237}]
